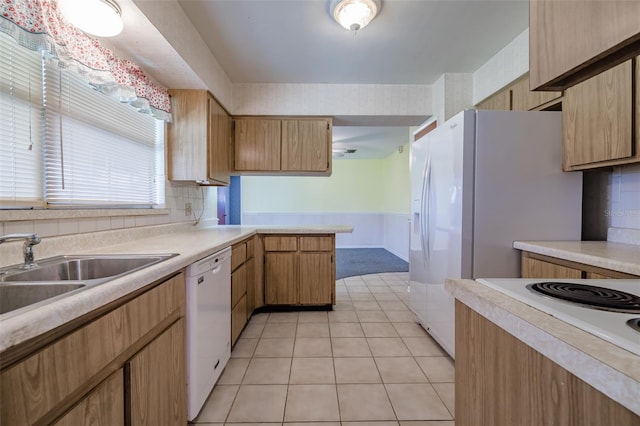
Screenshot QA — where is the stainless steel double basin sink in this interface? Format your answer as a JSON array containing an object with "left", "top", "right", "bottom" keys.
[{"left": 0, "top": 254, "right": 176, "bottom": 315}]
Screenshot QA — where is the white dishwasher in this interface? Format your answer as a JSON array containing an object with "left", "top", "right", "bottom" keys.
[{"left": 186, "top": 247, "right": 231, "bottom": 421}]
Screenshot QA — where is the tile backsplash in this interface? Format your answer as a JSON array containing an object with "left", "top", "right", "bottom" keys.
[
  {"left": 583, "top": 164, "right": 640, "bottom": 240},
  {"left": 0, "top": 181, "right": 218, "bottom": 238}
]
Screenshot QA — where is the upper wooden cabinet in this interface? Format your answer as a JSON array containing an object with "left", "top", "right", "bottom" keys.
[
  {"left": 475, "top": 74, "right": 561, "bottom": 111},
  {"left": 563, "top": 58, "right": 640, "bottom": 170},
  {"left": 167, "top": 90, "right": 231, "bottom": 185},
  {"left": 530, "top": 0, "right": 640, "bottom": 91},
  {"left": 234, "top": 117, "right": 332, "bottom": 175}
]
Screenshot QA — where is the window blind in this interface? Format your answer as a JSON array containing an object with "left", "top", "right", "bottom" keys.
[
  {"left": 0, "top": 32, "right": 43, "bottom": 206},
  {"left": 42, "top": 60, "right": 163, "bottom": 207}
]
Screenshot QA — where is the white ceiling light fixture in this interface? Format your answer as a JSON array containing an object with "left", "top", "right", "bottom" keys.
[
  {"left": 331, "top": 0, "right": 380, "bottom": 31},
  {"left": 58, "top": 0, "right": 124, "bottom": 37}
]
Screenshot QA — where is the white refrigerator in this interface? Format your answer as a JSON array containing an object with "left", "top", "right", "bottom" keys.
[{"left": 409, "top": 110, "right": 582, "bottom": 358}]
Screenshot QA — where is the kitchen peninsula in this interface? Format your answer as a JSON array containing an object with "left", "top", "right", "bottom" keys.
[
  {"left": 0, "top": 223, "right": 351, "bottom": 425},
  {"left": 447, "top": 278, "right": 640, "bottom": 426}
]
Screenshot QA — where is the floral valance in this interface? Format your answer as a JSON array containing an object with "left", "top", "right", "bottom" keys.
[{"left": 0, "top": 0, "right": 171, "bottom": 121}]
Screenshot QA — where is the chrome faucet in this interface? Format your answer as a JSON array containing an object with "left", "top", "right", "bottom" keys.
[{"left": 0, "top": 233, "right": 41, "bottom": 269}]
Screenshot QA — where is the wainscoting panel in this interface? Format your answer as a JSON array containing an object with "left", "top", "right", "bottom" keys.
[{"left": 241, "top": 212, "right": 410, "bottom": 261}]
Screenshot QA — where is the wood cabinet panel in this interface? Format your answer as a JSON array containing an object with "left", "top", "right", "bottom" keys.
[
  {"left": 563, "top": 60, "right": 634, "bottom": 169},
  {"left": 475, "top": 89, "right": 511, "bottom": 110},
  {"left": 585, "top": 272, "right": 613, "bottom": 279},
  {"left": 128, "top": 319, "right": 186, "bottom": 426},
  {"left": 299, "top": 253, "right": 333, "bottom": 305},
  {"left": 265, "top": 252, "right": 298, "bottom": 305},
  {"left": 232, "top": 263, "right": 247, "bottom": 308},
  {"left": 263, "top": 236, "right": 298, "bottom": 251},
  {"left": 231, "top": 295, "right": 247, "bottom": 345},
  {"left": 0, "top": 274, "right": 184, "bottom": 425},
  {"left": 234, "top": 119, "right": 281, "bottom": 171},
  {"left": 232, "top": 242, "right": 247, "bottom": 271},
  {"left": 54, "top": 370, "right": 124, "bottom": 426},
  {"left": 168, "top": 90, "right": 208, "bottom": 181},
  {"left": 530, "top": 0, "right": 640, "bottom": 91},
  {"left": 510, "top": 75, "right": 561, "bottom": 111},
  {"left": 281, "top": 119, "right": 330, "bottom": 172},
  {"left": 208, "top": 95, "right": 231, "bottom": 185},
  {"left": 246, "top": 236, "right": 255, "bottom": 259},
  {"left": 168, "top": 90, "right": 229, "bottom": 184},
  {"left": 456, "top": 301, "right": 639, "bottom": 426},
  {"left": 245, "top": 257, "right": 256, "bottom": 318},
  {"left": 522, "top": 256, "right": 583, "bottom": 279},
  {"left": 300, "top": 235, "right": 333, "bottom": 252}
]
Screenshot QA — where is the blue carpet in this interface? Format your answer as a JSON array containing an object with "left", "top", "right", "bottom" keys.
[{"left": 336, "top": 248, "right": 409, "bottom": 279}]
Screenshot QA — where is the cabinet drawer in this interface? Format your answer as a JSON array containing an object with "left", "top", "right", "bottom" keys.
[
  {"left": 231, "top": 243, "right": 247, "bottom": 271},
  {"left": 300, "top": 236, "right": 333, "bottom": 252},
  {"left": 1, "top": 274, "right": 184, "bottom": 425},
  {"left": 246, "top": 237, "right": 255, "bottom": 259},
  {"left": 231, "top": 295, "right": 247, "bottom": 345},
  {"left": 263, "top": 236, "right": 298, "bottom": 251},
  {"left": 232, "top": 263, "right": 247, "bottom": 308}
]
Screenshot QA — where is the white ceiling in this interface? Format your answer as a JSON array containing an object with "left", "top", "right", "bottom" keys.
[
  {"left": 177, "top": 0, "right": 529, "bottom": 85},
  {"left": 116, "top": 0, "right": 530, "bottom": 158}
]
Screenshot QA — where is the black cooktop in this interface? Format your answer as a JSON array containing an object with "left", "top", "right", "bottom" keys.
[
  {"left": 527, "top": 282, "right": 640, "bottom": 314},
  {"left": 627, "top": 318, "right": 640, "bottom": 334}
]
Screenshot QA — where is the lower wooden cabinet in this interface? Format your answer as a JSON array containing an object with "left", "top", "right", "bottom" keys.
[
  {"left": 0, "top": 273, "right": 186, "bottom": 426},
  {"left": 231, "top": 236, "right": 256, "bottom": 345},
  {"left": 128, "top": 319, "right": 186, "bottom": 426},
  {"left": 54, "top": 370, "right": 125, "bottom": 426},
  {"left": 263, "top": 234, "right": 335, "bottom": 306},
  {"left": 456, "top": 301, "right": 639, "bottom": 426},
  {"left": 521, "top": 251, "right": 639, "bottom": 279}
]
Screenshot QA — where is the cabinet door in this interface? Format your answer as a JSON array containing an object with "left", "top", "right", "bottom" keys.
[
  {"left": 563, "top": 60, "right": 634, "bottom": 170},
  {"left": 245, "top": 257, "right": 256, "bottom": 318},
  {"left": 510, "top": 75, "right": 561, "bottom": 111},
  {"left": 232, "top": 263, "right": 247, "bottom": 308},
  {"left": 265, "top": 252, "right": 298, "bottom": 305},
  {"left": 208, "top": 95, "right": 231, "bottom": 185},
  {"left": 54, "top": 370, "right": 124, "bottom": 426},
  {"left": 234, "top": 118, "right": 281, "bottom": 171},
  {"left": 281, "top": 119, "right": 331, "bottom": 172},
  {"left": 231, "top": 295, "right": 247, "bottom": 345},
  {"left": 299, "top": 253, "right": 333, "bottom": 305},
  {"left": 129, "top": 319, "right": 186, "bottom": 426},
  {"left": 475, "top": 89, "right": 510, "bottom": 110},
  {"left": 530, "top": 0, "right": 640, "bottom": 90},
  {"left": 167, "top": 90, "right": 209, "bottom": 181},
  {"left": 522, "top": 257, "right": 582, "bottom": 279}
]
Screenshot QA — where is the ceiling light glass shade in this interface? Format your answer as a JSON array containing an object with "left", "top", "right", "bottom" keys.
[
  {"left": 58, "top": 0, "right": 124, "bottom": 37},
  {"left": 332, "top": 0, "right": 379, "bottom": 31}
]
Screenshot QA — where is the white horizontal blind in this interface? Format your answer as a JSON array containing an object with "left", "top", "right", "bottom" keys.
[
  {"left": 0, "top": 32, "right": 43, "bottom": 206},
  {"left": 43, "top": 61, "right": 163, "bottom": 207}
]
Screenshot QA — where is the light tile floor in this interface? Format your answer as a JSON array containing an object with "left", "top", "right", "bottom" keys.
[{"left": 193, "top": 272, "right": 455, "bottom": 426}]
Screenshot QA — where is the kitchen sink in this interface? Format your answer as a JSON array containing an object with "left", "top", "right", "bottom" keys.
[{"left": 0, "top": 254, "right": 177, "bottom": 315}]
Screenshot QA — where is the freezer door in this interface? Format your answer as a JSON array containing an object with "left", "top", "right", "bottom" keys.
[
  {"left": 409, "top": 130, "right": 430, "bottom": 326},
  {"left": 422, "top": 111, "right": 472, "bottom": 358}
]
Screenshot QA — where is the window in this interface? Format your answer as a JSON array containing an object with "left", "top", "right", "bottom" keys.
[{"left": 0, "top": 32, "right": 164, "bottom": 209}]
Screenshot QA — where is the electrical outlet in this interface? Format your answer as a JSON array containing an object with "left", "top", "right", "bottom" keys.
[{"left": 185, "top": 202, "right": 192, "bottom": 217}]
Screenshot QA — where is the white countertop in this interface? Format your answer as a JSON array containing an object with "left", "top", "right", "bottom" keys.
[
  {"left": 446, "top": 278, "right": 640, "bottom": 416},
  {"left": 514, "top": 240, "right": 640, "bottom": 276},
  {"left": 0, "top": 224, "right": 352, "bottom": 353}
]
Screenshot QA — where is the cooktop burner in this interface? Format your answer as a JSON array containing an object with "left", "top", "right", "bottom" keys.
[
  {"left": 527, "top": 282, "right": 640, "bottom": 314},
  {"left": 628, "top": 318, "right": 640, "bottom": 334}
]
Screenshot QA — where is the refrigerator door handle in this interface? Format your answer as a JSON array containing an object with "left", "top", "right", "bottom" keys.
[{"left": 421, "top": 157, "right": 431, "bottom": 263}]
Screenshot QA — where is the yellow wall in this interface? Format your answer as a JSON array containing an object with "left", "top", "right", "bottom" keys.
[{"left": 242, "top": 141, "right": 411, "bottom": 214}]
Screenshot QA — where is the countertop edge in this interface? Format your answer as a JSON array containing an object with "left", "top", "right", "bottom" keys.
[
  {"left": 0, "top": 224, "right": 352, "bottom": 352},
  {"left": 513, "top": 240, "right": 640, "bottom": 276},
  {"left": 446, "top": 278, "right": 640, "bottom": 416}
]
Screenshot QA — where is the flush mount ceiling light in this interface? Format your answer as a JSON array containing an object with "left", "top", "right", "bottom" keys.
[
  {"left": 330, "top": 0, "right": 380, "bottom": 31},
  {"left": 58, "top": 0, "right": 124, "bottom": 37}
]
